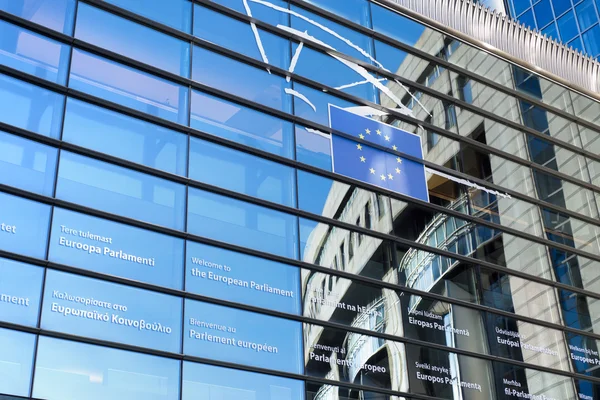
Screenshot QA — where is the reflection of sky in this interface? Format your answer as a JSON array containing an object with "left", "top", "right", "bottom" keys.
[
  {"left": 0, "top": 328, "right": 36, "bottom": 397},
  {"left": 0, "top": 0, "right": 76, "bottom": 34}
]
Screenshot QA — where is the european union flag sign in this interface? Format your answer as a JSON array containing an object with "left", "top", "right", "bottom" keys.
[{"left": 329, "top": 105, "right": 429, "bottom": 202}]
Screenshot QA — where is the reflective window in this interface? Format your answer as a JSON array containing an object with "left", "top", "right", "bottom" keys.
[
  {"left": 534, "top": 0, "right": 555, "bottom": 28},
  {"left": 576, "top": 0, "right": 597, "bottom": 31},
  {"left": 69, "top": 49, "right": 189, "bottom": 124},
  {"left": 62, "top": 98, "right": 187, "bottom": 175},
  {"left": 102, "top": 0, "right": 192, "bottom": 33},
  {"left": 552, "top": 0, "right": 572, "bottom": 16},
  {"left": 0, "top": 328, "right": 35, "bottom": 397},
  {"left": 371, "top": 3, "right": 427, "bottom": 48},
  {"left": 185, "top": 241, "right": 300, "bottom": 314},
  {"left": 192, "top": 47, "right": 291, "bottom": 113},
  {"left": 582, "top": 24, "right": 600, "bottom": 56},
  {"left": 41, "top": 270, "right": 182, "bottom": 352},
  {"left": 493, "top": 361, "right": 575, "bottom": 400},
  {"left": 0, "top": 131, "right": 57, "bottom": 196},
  {"left": 0, "top": 258, "right": 43, "bottom": 327},
  {"left": 211, "top": 0, "right": 289, "bottom": 26},
  {"left": 75, "top": 4, "right": 190, "bottom": 77},
  {"left": 295, "top": 124, "right": 332, "bottom": 171},
  {"left": 0, "top": 74, "right": 64, "bottom": 138},
  {"left": 33, "top": 336, "right": 181, "bottom": 400},
  {"left": 183, "top": 299, "right": 303, "bottom": 374},
  {"left": 190, "top": 90, "right": 294, "bottom": 158},
  {"left": 193, "top": 5, "right": 290, "bottom": 70},
  {"left": 558, "top": 10, "right": 579, "bottom": 42},
  {"left": 182, "top": 361, "right": 304, "bottom": 400},
  {"left": 0, "top": 0, "right": 76, "bottom": 34},
  {"left": 0, "top": 20, "right": 69, "bottom": 84},
  {"left": 292, "top": 82, "right": 358, "bottom": 126},
  {"left": 189, "top": 136, "right": 296, "bottom": 206},
  {"left": 0, "top": 192, "right": 51, "bottom": 259},
  {"left": 48, "top": 208, "right": 184, "bottom": 289},
  {"left": 55, "top": 151, "right": 186, "bottom": 230},
  {"left": 187, "top": 188, "right": 298, "bottom": 259},
  {"left": 302, "top": 0, "right": 371, "bottom": 27}
]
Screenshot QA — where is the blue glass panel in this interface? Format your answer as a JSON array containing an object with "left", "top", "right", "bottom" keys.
[
  {"left": 512, "top": 0, "right": 532, "bottom": 15},
  {"left": 558, "top": 10, "right": 580, "bottom": 41},
  {"left": 295, "top": 125, "right": 332, "bottom": 171},
  {"left": 0, "top": 131, "right": 57, "bottom": 196},
  {"left": 576, "top": 0, "right": 598, "bottom": 31},
  {"left": 102, "top": 0, "right": 192, "bottom": 33},
  {"left": 568, "top": 36, "right": 585, "bottom": 51},
  {"left": 185, "top": 241, "right": 300, "bottom": 314},
  {"left": 582, "top": 23, "right": 600, "bottom": 55},
  {"left": 0, "top": 192, "right": 51, "bottom": 258},
  {"left": 303, "top": 0, "right": 371, "bottom": 27},
  {"left": 62, "top": 99, "right": 187, "bottom": 175},
  {"left": 194, "top": 5, "right": 290, "bottom": 70},
  {"left": 292, "top": 45, "right": 377, "bottom": 102},
  {"left": 290, "top": 5, "right": 374, "bottom": 64},
  {"left": 189, "top": 137, "right": 296, "bottom": 206},
  {"left": 0, "top": 258, "right": 43, "bottom": 326},
  {"left": 534, "top": 0, "right": 555, "bottom": 27},
  {"left": 292, "top": 82, "right": 357, "bottom": 127},
  {"left": 0, "top": 20, "right": 69, "bottom": 84},
  {"left": 190, "top": 90, "right": 294, "bottom": 158},
  {"left": 48, "top": 208, "right": 184, "bottom": 289},
  {"left": 0, "top": 328, "right": 35, "bottom": 397},
  {"left": 371, "top": 4, "right": 426, "bottom": 47},
  {"left": 0, "top": 74, "right": 64, "bottom": 138},
  {"left": 297, "top": 171, "right": 334, "bottom": 216},
  {"left": 55, "top": 151, "right": 186, "bottom": 230},
  {"left": 552, "top": 0, "right": 573, "bottom": 16},
  {"left": 373, "top": 40, "right": 410, "bottom": 75},
  {"left": 211, "top": 0, "right": 289, "bottom": 26},
  {"left": 41, "top": 270, "right": 182, "bottom": 352},
  {"left": 192, "top": 47, "right": 291, "bottom": 112},
  {"left": 542, "top": 22, "right": 559, "bottom": 40},
  {"left": 187, "top": 188, "right": 298, "bottom": 259},
  {"left": 519, "top": 8, "right": 537, "bottom": 28},
  {"left": 0, "top": 0, "right": 76, "bottom": 34},
  {"left": 33, "top": 336, "right": 180, "bottom": 400},
  {"left": 184, "top": 299, "right": 303, "bottom": 373},
  {"left": 76, "top": 4, "right": 190, "bottom": 77},
  {"left": 69, "top": 49, "right": 189, "bottom": 124},
  {"left": 183, "top": 361, "right": 304, "bottom": 400}
]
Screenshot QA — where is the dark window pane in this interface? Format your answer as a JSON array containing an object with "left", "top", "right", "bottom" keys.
[
  {"left": 185, "top": 241, "right": 301, "bottom": 314},
  {"left": 190, "top": 90, "right": 294, "bottom": 158},
  {"left": 0, "top": 131, "right": 57, "bottom": 196},
  {"left": 102, "top": 0, "right": 192, "bottom": 33},
  {"left": 534, "top": 0, "right": 555, "bottom": 27},
  {"left": 193, "top": 5, "right": 290, "bottom": 70},
  {"left": 0, "top": 20, "right": 70, "bottom": 84},
  {"left": 0, "top": 258, "right": 43, "bottom": 326},
  {"left": 192, "top": 47, "right": 291, "bottom": 112},
  {"left": 558, "top": 10, "right": 580, "bottom": 42},
  {"left": 75, "top": 3, "right": 190, "bottom": 77},
  {"left": 576, "top": 0, "right": 597, "bottom": 31},
  {"left": 55, "top": 151, "right": 186, "bottom": 230},
  {"left": 48, "top": 208, "right": 184, "bottom": 289},
  {"left": 182, "top": 361, "right": 304, "bottom": 400},
  {"left": 41, "top": 270, "right": 182, "bottom": 352},
  {"left": 183, "top": 299, "right": 303, "bottom": 373},
  {"left": 187, "top": 188, "right": 298, "bottom": 259},
  {"left": 0, "top": 74, "right": 64, "bottom": 138},
  {"left": 0, "top": 192, "right": 51, "bottom": 259},
  {"left": 189, "top": 136, "right": 296, "bottom": 206},
  {"left": 62, "top": 98, "right": 187, "bottom": 175},
  {"left": 33, "top": 336, "right": 180, "bottom": 400},
  {"left": 69, "top": 49, "right": 189, "bottom": 124},
  {"left": 0, "top": 0, "right": 76, "bottom": 34},
  {"left": 0, "top": 328, "right": 35, "bottom": 397}
]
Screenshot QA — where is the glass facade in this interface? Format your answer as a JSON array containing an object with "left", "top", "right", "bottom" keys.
[{"left": 0, "top": 0, "right": 599, "bottom": 399}]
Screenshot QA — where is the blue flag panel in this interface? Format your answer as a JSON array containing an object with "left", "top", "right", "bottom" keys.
[{"left": 329, "top": 105, "right": 429, "bottom": 202}]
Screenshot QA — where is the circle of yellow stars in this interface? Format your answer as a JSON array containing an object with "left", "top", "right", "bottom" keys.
[{"left": 356, "top": 127, "right": 402, "bottom": 180}]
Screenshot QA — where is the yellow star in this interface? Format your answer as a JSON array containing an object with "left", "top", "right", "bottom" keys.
[
  {"left": 357, "top": 144, "right": 363, "bottom": 150},
  {"left": 384, "top": 135, "right": 390, "bottom": 141},
  {"left": 396, "top": 157, "right": 402, "bottom": 164},
  {"left": 369, "top": 168, "right": 375, "bottom": 174},
  {"left": 392, "top": 145, "right": 398, "bottom": 151},
  {"left": 380, "top": 174, "right": 386, "bottom": 181},
  {"left": 359, "top": 133, "right": 365, "bottom": 139},
  {"left": 360, "top": 156, "right": 366, "bottom": 162},
  {"left": 395, "top": 167, "right": 401, "bottom": 174},
  {"left": 376, "top": 129, "right": 382, "bottom": 135},
  {"left": 388, "top": 174, "right": 393, "bottom": 180},
  {"left": 365, "top": 128, "right": 371, "bottom": 134}
]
